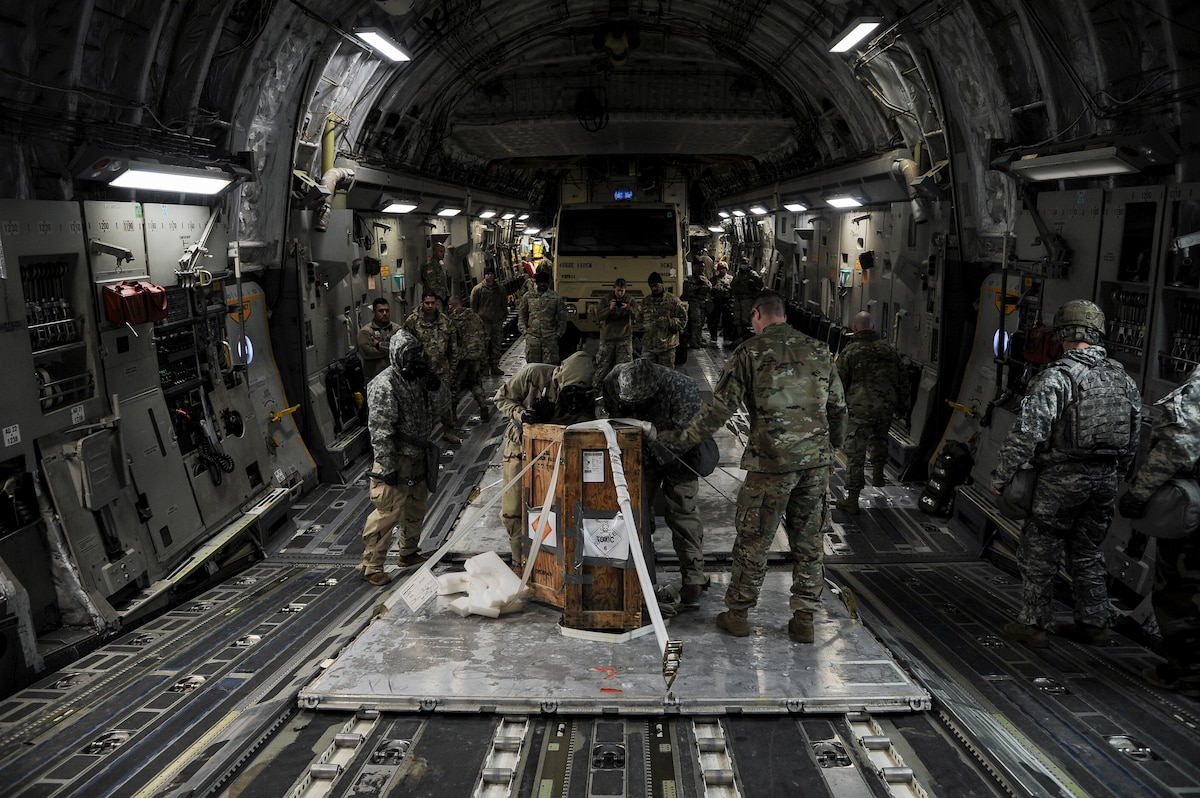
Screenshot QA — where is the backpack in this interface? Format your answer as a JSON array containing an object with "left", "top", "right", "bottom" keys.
[
  {"left": 102, "top": 280, "right": 169, "bottom": 326},
  {"left": 1053, "top": 357, "right": 1136, "bottom": 458}
]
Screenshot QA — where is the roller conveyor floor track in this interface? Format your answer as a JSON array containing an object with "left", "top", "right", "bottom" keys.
[{"left": 0, "top": 337, "right": 1197, "bottom": 797}]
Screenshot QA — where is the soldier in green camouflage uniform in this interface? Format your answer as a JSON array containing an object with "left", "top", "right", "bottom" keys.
[
  {"left": 639, "top": 271, "right": 687, "bottom": 367},
  {"left": 660, "top": 291, "right": 847, "bottom": 643},
  {"left": 470, "top": 265, "right": 508, "bottom": 375},
  {"left": 494, "top": 352, "right": 595, "bottom": 567},
  {"left": 1118, "top": 365, "right": 1200, "bottom": 696},
  {"left": 682, "top": 262, "right": 712, "bottom": 348},
  {"left": 990, "top": 300, "right": 1141, "bottom": 648},
  {"left": 448, "top": 295, "right": 491, "bottom": 422},
  {"left": 357, "top": 331, "right": 451, "bottom": 585},
  {"left": 729, "top": 257, "right": 763, "bottom": 342},
  {"left": 421, "top": 242, "right": 451, "bottom": 310},
  {"left": 708, "top": 261, "right": 733, "bottom": 342},
  {"left": 593, "top": 278, "right": 637, "bottom": 390},
  {"left": 835, "top": 311, "right": 908, "bottom": 514},
  {"left": 518, "top": 270, "right": 567, "bottom": 365},
  {"left": 604, "top": 358, "right": 709, "bottom": 602},
  {"left": 404, "top": 290, "right": 461, "bottom": 443},
  {"left": 357, "top": 298, "right": 402, "bottom": 383}
]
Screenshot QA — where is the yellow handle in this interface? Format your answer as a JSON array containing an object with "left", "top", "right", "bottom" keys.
[
  {"left": 269, "top": 404, "right": 301, "bottom": 423},
  {"left": 946, "top": 401, "right": 977, "bottom": 417}
]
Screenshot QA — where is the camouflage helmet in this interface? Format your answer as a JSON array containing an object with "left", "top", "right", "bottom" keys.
[{"left": 1053, "top": 299, "right": 1105, "bottom": 345}]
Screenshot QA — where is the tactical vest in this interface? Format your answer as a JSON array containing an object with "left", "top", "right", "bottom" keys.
[{"left": 1051, "top": 357, "right": 1135, "bottom": 458}]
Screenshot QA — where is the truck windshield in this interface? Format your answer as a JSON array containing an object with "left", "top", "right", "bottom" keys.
[{"left": 555, "top": 208, "right": 677, "bottom": 257}]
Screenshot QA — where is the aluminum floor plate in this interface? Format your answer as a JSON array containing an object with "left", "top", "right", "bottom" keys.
[{"left": 299, "top": 571, "right": 930, "bottom": 715}]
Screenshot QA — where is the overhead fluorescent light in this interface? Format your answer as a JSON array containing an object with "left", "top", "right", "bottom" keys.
[
  {"left": 108, "top": 161, "right": 235, "bottom": 195},
  {"left": 749, "top": 204, "right": 769, "bottom": 215},
  {"left": 731, "top": 208, "right": 747, "bottom": 217},
  {"left": 354, "top": 28, "right": 411, "bottom": 62},
  {"left": 1004, "top": 147, "right": 1140, "bottom": 181},
  {"left": 379, "top": 195, "right": 419, "bottom": 213},
  {"left": 435, "top": 202, "right": 462, "bottom": 217},
  {"left": 524, "top": 227, "right": 541, "bottom": 236},
  {"left": 783, "top": 200, "right": 808, "bottom": 212},
  {"left": 707, "top": 224, "right": 725, "bottom": 233},
  {"left": 518, "top": 213, "right": 529, "bottom": 220},
  {"left": 718, "top": 210, "right": 732, "bottom": 219},
  {"left": 826, "top": 194, "right": 864, "bottom": 209},
  {"left": 501, "top": 211, "right": 516, "bottom": 220},
  {"left": 478, "top": 209, "right": 497, "bottom": 219},
  {"left": 829, "top": 17, "right": 883, "bottom": 53}
]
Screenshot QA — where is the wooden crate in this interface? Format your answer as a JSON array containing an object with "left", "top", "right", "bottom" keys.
[{"left": 522, "top": 423, "right": 648, "bottom": 631}]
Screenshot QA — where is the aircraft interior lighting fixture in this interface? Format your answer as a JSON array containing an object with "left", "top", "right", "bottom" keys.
[
  {"left": 749, "top": 204, "right": 769, "bottom": 215},
  {"left": 718, "top": 210, "right": 732, "bottom": 219},
  {"left": 1003, "top": 147, "right": 1141, "bottom": 181},
  {"left": 829, "top": 17, "right": 883, "bottom": 53},
  {"left": 783, "top": 200, "right": 809, "bottom": 212},
  {"left": 435, "top": 202, "right": 463, "bottom": 217},
  {"left": 501, "top": 211, "right": 517, "bottom": 220},
  {"left": 731, "top": 208, "right": 747, "bottom": 217},
  {"left": 103, "top": 160, "right": 236, "bottom": 195},
  {"left": 354, "top": 28, "right": 411, "bottom": 62},
  {"left": 379, "top": 195, "right": 419, "bottom": 214},
  {"left": 518, "top": 213, "right": 530, "bottom": 220},
  {"left": 478, "top": 209, "right": 497, "bottom": 219},
  {"left": 707, "top": 224, "right": 725, "bottom": 233}
]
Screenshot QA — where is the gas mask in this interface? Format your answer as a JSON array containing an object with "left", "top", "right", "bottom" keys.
[
  {"left": 556, "top": 384, "right": 594, "bottom": 416},
  {"left": 399, "top": 344, "right": 429, "bottom": 381}
]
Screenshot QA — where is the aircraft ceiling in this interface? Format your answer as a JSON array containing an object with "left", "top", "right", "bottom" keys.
[{"left": 0, "top": 0, "right": 1194, "bottom": 258}]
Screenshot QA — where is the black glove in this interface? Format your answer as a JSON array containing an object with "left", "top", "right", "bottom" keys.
[
  {"left": 520, "top": 407, "right": 542, "bottom": 425},
  {"left": 423, "top": 372, "right": 441, "bottom": 391},
  {"left": 1117, "top": 492, "right": 1148, "bottom": 519}
]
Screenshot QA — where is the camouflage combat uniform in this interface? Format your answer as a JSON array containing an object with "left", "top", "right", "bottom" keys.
[
  {"left": 404, "top": 307, "right": 459, "bottom": 433},
  {"left": 470, "top": 279, "right": 509, "bottom": 373},
  {"left": 729, "top": 264, "right": 763, "bottom": 340},
  {"left": 357, "top": 318, "right": 401, "bottom": 382},
  {"left": 518, "top": 285, "right": 567, "bottom": 365},
  {"left": 665, "top": 322, "right": 847, "bottom": 615},
  {"left": 1123, "top": 366, "right": 1200, "bottom": 692},
  {"left": 837, "top": 329, "right": 907, "bottom": 492},
  {"left": 603, "top": 359, "right": 707, "bottom": 590},
  {"left": 708, "top": 269, "right": 733, "bottom": 340},
  {"left": 494, "top": 352, "right": 595, "bottom": 565},
  {"left": 990, "top": 345, "right": 1141, "bottom": 630},
  {"left": 639, "top": 291, "right": 687, "bottom": 367},
  {"left": 450, "top": 305, "right": 490, "bottom": 420},
  {"left": 593, "top": 290, "right": 636, "bottom": 389},
  {"left": 683, "top": 273, "right": 712, "bottom": 347},
  {"left": 358, "top": 331, "right": 451, "bottom": 575},
  {"left": 422, "top": 258, "right": 450, "bottom": 307}
]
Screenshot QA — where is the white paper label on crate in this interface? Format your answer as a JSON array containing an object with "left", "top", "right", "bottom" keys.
[
  {"left": 583, "top": 514, "right": 629, "bottom": 559},
  {"left": 582, "top": 450, "right": 605, "bottom": 482},
  {"left": 397, "top": 567, "right": 439, "bottom": 613},
  {"left": 526, "top": 508, "right": 558, "bottom": 548}
]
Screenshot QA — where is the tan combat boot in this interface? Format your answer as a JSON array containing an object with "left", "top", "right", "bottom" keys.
[
  {"left": 788, "top": 611, "right": 815, "bottom": 643},
  {"left": 715, "top": 609, "right": 750, "bottom": 637},
  {"left": 835, "top": 489, "right": 861, "bottom": 515}
]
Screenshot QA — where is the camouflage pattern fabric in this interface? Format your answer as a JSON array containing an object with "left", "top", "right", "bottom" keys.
[
  {"left": 519, "top": 287, "right": 567, "bottom": 364},
  {"left": 837, "top": 329, "right": 906, "bottom": 491},
  {"left": 594, "top": 289, "right": 637, "bottom": 388},
  {"left": 403, "top": 309, "right": 458, "bottom": 381},
  {"left": 593, "top": 339, "right": 633, "bottom": 390},
  {"left": 661, "top": 321, "right": 846, "bottom": 615},
  {"left": 422, "top": 259, "right": 450, "bottom": 304},
  {"left": 683, "top": 274, "right": 712, "bottom": 346},
  {"left": 450, "top": 306, "right": 488, "bottom": 412},
  {"left": 359, "top": 331, "right": 452, "bottom": 573},
  {"left": 639, "top": 292, "right": 687, "bottom": 358},
  {"left": 357, "top": 319, "right": 401, "bottom": 382},
  {"left": 990, "top": 344, "right": 1141, "bottom": 630},
  {"left": 602, "top": 359, "right": 706, "bottom": 587},
  {"left": 729, "top": 266, "right": 763, "bottom": 335},
  {"left": 470, "top": 280, "right": 509, "bottom": 370},
  {"left": 708, "top": 271, "right": 733, "bottom": 339},
  {"left": 1126, "top": 366, "right": 1200, "bottom": 688}
]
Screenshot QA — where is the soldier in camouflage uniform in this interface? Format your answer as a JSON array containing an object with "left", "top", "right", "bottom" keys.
[
  {"left": 357, "top": 298, "right": 402, "bottom": 383},
  {"left": 356, "top": 331, "right": 451, "bottom": 585},
  {"left": 708, "top": 261, "right": 733, "bottom": 343},
  {"left": 660, "top": 291, "right": 847, "bottom": 643},
  {"left": 494, "top": 352, "right": 596, "bottom": 568},
  {"left": 1118, "top": 366, "right": 1200, "bottom": 696},
  {"left": 639, "top": 271, "right": 687, "bottom": 367},
  {"left": 990, "top": 300, "right": 1141, "bottom": 648},
  {"left": 404, "top": 290, "right": 462, "bottom": 444},
  {"left": 604, "top": 359, "right": 710, "bottom": 603},
  {"left": 470, "top": 265, "right": 508, "bottom": 375},
  {"left": 421, "top": 242, "right": 450, "bottom": 310},
  {"left": 729, "top": 257, "right": 764, "bottom": 342},
  {"left": 518, "top": 270, "right": 567, "bottom": 365},
  {"left": 835, "top": 311, "right": 908, "bottom": 514},
  {"left": 593, "top": 277, "right": 637, "bottom": 390},
  {"left": 682, "top": 261, "right": 712, "bottom": 348},
  {"left": 448, "top": 295, "right": 492, "bottom": 422}
]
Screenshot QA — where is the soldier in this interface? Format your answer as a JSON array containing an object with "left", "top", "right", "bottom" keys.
[
  {"left": 494, "top": 352, "right": 596, "bottom": 569},
  {"left": 835, "top": 311, "right": 908, "bottom": 514},
  {"left": 604, "top": 359, "right": 711, "bottom": 603},
  {"left": 682, "top": 261, "right": 712, "bottom": 348},
  {"left": 1118, "top": 366, "right": 1200, "bottom": 696},
  {"left": 404, "top": 290, "right": 461, "bottom": 444},
  {"left": 989, "top": 299, "right": 1141, "bottom": 648},
  {"left": 593, "top": 277, "right": 637, "bottom": 390},
  {"left": 447, "top": 295, "right": 492, "bottom": 422},
  {"left": 696, "top": 246, "right": 715, "bottom": 281},
  {"left": 708, "top": 260, "right": 733, "bottom": 343},
  {"left": 518, "top": 270, "right": 567, "bottom": 365},
  {"left": 356, "top": 331, "right": 451, "bottom": 585},
  {"left": 729, "top": 257, "right": 764, "bottom": 343},
  {"left": 660, "top": 291, "right": 847, "bottom": 643},
  {"left": 357, "top": 297, "right": 401, "bottom": 382},
  {"left": 639, "top": 271, "right": 687, "bottom": 368},
  {"left": 421, "top": 242, "right": 451, "bottom": 310},
  {"left": 470, "top": 265, "right": 508, "bottom": 375}
]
